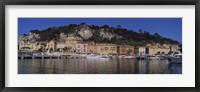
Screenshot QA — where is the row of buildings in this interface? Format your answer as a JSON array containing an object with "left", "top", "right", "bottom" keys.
[{"left": 18, "top": 35, "right": 181, "bottom": 56}]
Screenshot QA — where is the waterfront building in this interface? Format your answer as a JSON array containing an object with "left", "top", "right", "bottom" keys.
[
  {"left": 27, "top": 40, "right": 56, "bottom": 52},
  {"left": 65, "top": 36, "right": 83, "bottom": 53},
  {"left": 117, "top": 45, "right": 135, "bottom": 56},
  {"left": 139, "top": 47, "right": 146, "bottom": 56},
  {"left": 163, "top": 44, "right": 170, "bottom": 48},
  {"left": 75, "top": 42, "right": 89, "bottom": 54},
  {"left": 169, "top": 44, "right": 181, "bottom": 54},
  {"left": 47, "top": 40, "right": 56, "bottom": 51},
  {"left": 19, "top": 39, "right": 56, "bottom": 52},
  {"left": 96, "top": 43, "right": 117, "bottom": 55},
  {"left": 19, "top": 40, "right": 32, "bottom": 51},
  {"left": 87, "top": 42, "right": 97, "bottom": 54},
  {"left": 56, "top": 42, "right": 67, "bottom": 52},
  {"left": 35, "top": 41, "right": 48, "bottom": 51},
  {"left": 146, "top": 43, "right": 171, "bottom": 55},
  {"left": 32, "top": 42, "right": 40, "bottom": 51}
]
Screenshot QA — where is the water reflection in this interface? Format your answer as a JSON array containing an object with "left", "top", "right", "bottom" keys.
[{"left": 18, "top": 59, "right": 182, "bottom": 74}]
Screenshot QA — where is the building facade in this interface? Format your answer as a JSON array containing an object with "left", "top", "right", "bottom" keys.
[
  {"left": 47, "top": 40, "right": 56, "bottom": 51},
  {"left": 139, "top": 47, "right": 146, "bottom": 56},
  {"left": 19, "top": 39, "right": 57, "bottom": 52},
  {"left": 56, "top": 42, "right": 67, "bottom": 51},
  {"left": 75, "top": 42, "right": 88, "bottom": 54},
  {"left": 96, "top": 43, "right": 117, "bottom": 55},
  {"left": 19, "top": 40, "right": 33, "bottom": 51},
  {"left": 35, "top": 41, "right": 48, "bottom": 51},
  {"left": 87, "top": 42, "right": 97, "bottom": 54},
  {"left": 65, "top": 36, "right": 83, "bottom": 53},
  {"left": 146, "top": 43, "right": 171, "bottom": 55},
  {"left": 117, "top": 45, "right": 134, "bottom": 56},
  {"left": 169, "top": 44, "right": 181, "bottom": 54}
]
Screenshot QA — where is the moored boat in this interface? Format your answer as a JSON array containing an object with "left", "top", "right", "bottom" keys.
[
  {"left": 86, "top": 54, "right": 101, "bottom": 59},
  {"left": 168, "top": 54, "right": 182, "bottom": 64},
  {"left": 123, "top": 56, "right": 135, "bottom": 59},
  {"left": 136, "top": 55, "right": 147, "bottom": 60},
  {"left": 146, "top": 55, "right": 160, "bottom": 60}
]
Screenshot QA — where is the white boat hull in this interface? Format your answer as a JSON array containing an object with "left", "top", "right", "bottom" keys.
[
  {"left": 168, "top": 57, "right": 182, "bottom": 63},
  {"left": 148, "top": 57, "right": 159, "bottom": 60},
  {"left": 123, "top": 56, "right": 135, "bottom": 59}
]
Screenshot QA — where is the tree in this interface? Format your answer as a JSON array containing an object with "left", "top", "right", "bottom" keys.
[
  {"left": 101, "top": 25, "right": 110, "bottom": 29},
  {"left": 154, "top": 33, "right": 161, "bottom": 38},
  {"left": 41, "top": 43, "right": 47, "bottom": 47},
  {"left": 69, "top": 24, "right": 78, "bottom": 27},
  {"left": 79, "top": 22, "right": 86, "bottom": 26},
  {"left": 22, "top": 34, "right": 28, "bottom": 36},
  {"left": 174, "top": 52, "right": 179, "bottom": 54},
  {"left": 30, "top": 30, "right": 39, "bottom": 34},
  {"left": 168, "top": 51, "right": 173, "bottom": 55},
  {"left": 21, "top": 47, "right": 30, "bottom": 50},
  {"left": 157, "top": 51, "right": 161, "bottom": 55},
  {"left": 139, "top": 29, "right": 143, "bottom": 33},
  {"left": 92, "top": 30, "right": 102, "bottom": 43},
  {"left": 63, "top": 47, "right": 72, "bottom": 52},
  {"left": 117, "top": 25, "right": 121, "bottom": 29},
  {"left": 50, "top": 48, "right": 53, "bottom": 52},
  {"left": 38, "top": 47, "right": 44, "bottom": 52}
]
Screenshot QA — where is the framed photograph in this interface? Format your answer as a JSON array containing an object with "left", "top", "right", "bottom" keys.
[{"left": 0, "top": 0, "right": 199, "bottom": 91}]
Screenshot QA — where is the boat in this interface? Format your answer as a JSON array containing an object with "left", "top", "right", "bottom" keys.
[
  {"left": 146, "top": 55, "right": 160, "bottom": 60},
  {"left": 79, "top": 54, "right": 88, "bottom": 58},
  {"left": 86, "top": 54, "right": 101, "bottom": 59},
  {"left": 99, "top": 57, "right": 109, "bottom": 60},
  {"left": 168, "top": 54, "right": 182, "bottom": 64},
  {"left": 86, "top": 54, "right": 110, "bottom": 61},
  {"left": 123, "top": 56, "right": 135, "bottom": 59},
  {"left": 118, "top": 55, "right": 125, "bottom": 58},
  {"left": 136, "top": 55, "right": 147, "bottom": 60},
  {"left": 100, "top": 55, "right": 109, "bottom": 59},
  {"left": 157, "top": 55, "right": 167, "bottom": 60}
]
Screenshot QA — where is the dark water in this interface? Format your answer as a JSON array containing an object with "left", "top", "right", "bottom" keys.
[{"left": 18, "top": 59, "right": 182, "bottom": 74}]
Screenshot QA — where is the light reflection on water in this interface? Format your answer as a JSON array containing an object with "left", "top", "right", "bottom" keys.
[{"left": 18, "top": 59, "right": 182, "bottom": 74}]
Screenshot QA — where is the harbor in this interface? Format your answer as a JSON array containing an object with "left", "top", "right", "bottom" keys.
[
  {"left": 18, "top": 51, "right": 182, "bottom": 63},
  {"left": 18, "top": 20, "right": 182, "bottom": 74},
  {"left": 18, "top": 51, "right": 182, "bottom": 74}
]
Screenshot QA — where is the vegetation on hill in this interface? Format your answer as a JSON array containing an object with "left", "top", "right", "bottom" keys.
[{"left": 26, "top": 22, "right": 180, "bottom": 46}]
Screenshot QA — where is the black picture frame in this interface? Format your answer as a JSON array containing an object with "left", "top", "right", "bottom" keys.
[{"left": 0, "top": 0, "right": 199, "bottom": 92}]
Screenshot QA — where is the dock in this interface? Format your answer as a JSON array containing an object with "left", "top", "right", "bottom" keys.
[{"left": 18, "top": 55, "right": 86, "bottom": 59}]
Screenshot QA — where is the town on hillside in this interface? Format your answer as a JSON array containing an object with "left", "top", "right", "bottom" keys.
[{"left": 18, "top": 32, "right": 181, "bottom": 60}]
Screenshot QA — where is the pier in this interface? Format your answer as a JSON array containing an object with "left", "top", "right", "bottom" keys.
[{"left": 18, "top": 55, "right": 86, "bottom": 59}]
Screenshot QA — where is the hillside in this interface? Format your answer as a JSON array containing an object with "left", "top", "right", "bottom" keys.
[{"left": 19, "top": 23, "right": 180, "bottom": 46}]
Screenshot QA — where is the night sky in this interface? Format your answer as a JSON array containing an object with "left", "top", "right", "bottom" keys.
[{"left": 18, "top": 18, "right": 182, "bottom": 43}]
